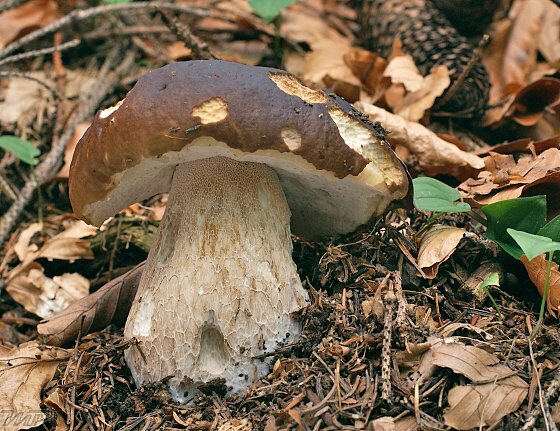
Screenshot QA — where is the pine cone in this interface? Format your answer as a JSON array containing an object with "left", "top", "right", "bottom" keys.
[
  {"left": 354, "top": 0, "right": 491, "bottom": 119},
  {"left": 431, "top": 0, "right": 501, "bottom": 36}
]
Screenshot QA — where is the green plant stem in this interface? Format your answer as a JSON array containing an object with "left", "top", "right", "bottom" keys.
[
  {"left": 466, "top": 209, "right": 486, "bottom": 226},
  {"left": 531, "top": 251, "right": 554, "bottom": 340},
  {"left": 30, "top": 165, "right": 43, "bottom": 224}
]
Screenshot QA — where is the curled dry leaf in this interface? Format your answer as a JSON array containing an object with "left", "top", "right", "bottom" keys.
[
  {"left": 394, "top": 65, "right": 450, "bottom": 122},
  {"left": 8, "top": 219, "right": 96, "bottom": 282},
  {"left": 380, "top": 56, "right": 450, "bottom": 122},
  {"left": 38, "top": 261, "right": 144, "bottom": 346},
  {"left": 6, "top": 265, "right": 89, "bottom": 318},
  {"left": 432, "top": 342, "right": 528, "bottom": 430},
  {"left": 520, "top": 254, "right": 560, "bottom": 317},
  {"left": 343, "top": 48, "right": 388, "bottom": 101},
  {"left": 417, "top": 225, "right": 467, "bottom": 279},
  {"left": 483, "top": 78, "right": 560, "bottom": 127},
  {"left": 507, "top": 78, "right": 560, "bottom": 126},
  {"left": 356, "top": 102, "right": 484, "bottom": 180},
  {"left": 0, "top": 341, "right": 69, "bottom": 431},
  {"left": 458, "top": 147, "right": 560, "bottom": 210},
  {"left": 13, "top": 222, "right": 43, "bottom": 262},
  {"left": 383, "top": 55, "right": 424, "bottom": 93}
]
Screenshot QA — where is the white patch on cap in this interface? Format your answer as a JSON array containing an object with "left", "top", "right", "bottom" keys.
[
  {"left": 191, "top": 97, "right": 228, "bottom": 124},
  {"left": 268, "top": 72, "right": 328, "bottom": 104},
  {"left": 99, "top": 100, "right": 123, "bottom": 119},
  {"left": 281, "top": 127, "right": 302, "bottom": 151}
]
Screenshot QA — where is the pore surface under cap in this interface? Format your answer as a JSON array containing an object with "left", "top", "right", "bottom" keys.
[{"left": 69, "top": 60, "right": 408, "bottom": 239}]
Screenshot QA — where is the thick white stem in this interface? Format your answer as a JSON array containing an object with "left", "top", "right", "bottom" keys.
[{"left": 123, "top": 156, "right": 309, "bottom": 399}]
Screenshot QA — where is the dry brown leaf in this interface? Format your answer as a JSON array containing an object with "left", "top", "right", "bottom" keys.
[
  {"left": 509, "top": 78, "right": 560, "bottom": 126},
  {"left": 417, "top": 225, "right": 467, "bottom": 279},
  {"left": 431, "top": 342, "right": 527, "bottom": 430},
  {"left": 0, "top": 341, "right": 69, "bottom": 431},
  {"left": 6, "top": 265, "right": 89, "bottom": 318},
  {"left": 445, "top": 382, "right": 528, "bottom": 430},
  {"left": 383, "top": 55, "right": 424, "bottom": 93},
  {"left": 393, "top": 416, "right": 418, "bottom": 431},
  {"left": 474, "top": 135, "right": 560, "bottom": 157},
  {"left": 280, "top": 3, "right": 343, "bottom": 49},
  {"left": 459, "top": 147, "right": 560, "bottom": 209},
  {"left": 482, "top": 18, "right": 513, "bottom": 105},
  {"left": 11, "top": 220, "right": 96, "bottom": 278},
  {"left": 298, "top": 38, "right": 361, "bottom": 102},
  {"left": 395, "top": 65, "right": 450, "bottom": 122},
  {"left": 13, "top": 223, "right": 42, "bottom": 262},
  {"left": 0, "top": 0, "right": 61, "bottom": 48},
  {"left": 0, "top": 73, "right": 54, "bottom": 125},
  {"left": 521, "top": 254, "right": 560, "bottom": 317},
  {"left": 501, "top": 0, "right": 543, "bottom": 87},
  {"left": 343, "top": 48, "right": 388, "bottom": 100},
  {"left": 537, "top": 0, "right": 560, "bottom": 66},
  {"left": 356, "top": 102, "right": 484, "bottom": 180},
  {"left": 370, "top": 417, "right": 395, "bottom": 431},
  {"left": 38, "top": 262, "right": 144, "bottom": 346}
]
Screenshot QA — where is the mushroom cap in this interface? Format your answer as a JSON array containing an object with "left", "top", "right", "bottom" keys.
[{"left": 69, "top": 60, "right": 409, "bottom": 239}]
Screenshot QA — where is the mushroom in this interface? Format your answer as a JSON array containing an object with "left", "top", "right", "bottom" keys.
[{"left": 69, "top": 60, "right": 410, "bottom": 399}]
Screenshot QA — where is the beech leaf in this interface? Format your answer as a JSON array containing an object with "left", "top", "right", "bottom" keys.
[
  {"left": 37, "top": 262, "right": 144, "bottom": 346},
  {"left": 0, "top": 341, "right": 69, "bottom": 431}
]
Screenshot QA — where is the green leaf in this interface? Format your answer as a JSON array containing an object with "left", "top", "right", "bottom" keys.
[
  {"left": 538, "top": 214, "right": 560, "bottom": 242},
  {"left": 0, "top": 135, "right": 40, "bottom": 165},
  {"left": 248, "top": 0, "right": 298, "bottom": 22},
  {"left": 482, "top": 196, "right": 547, "bottom": 259},
  {"left": 507, "top": 229, "right": 560, "bottom": 261},
  {"left": 412, "top": 177, "right": 471, "bottom": 212},
  {"left": 480, "top": 272, "right": 500, "bottom": 290}
]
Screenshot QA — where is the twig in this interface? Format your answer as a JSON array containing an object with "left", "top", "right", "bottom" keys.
[
  {"left": 84, "top": 25, "right": 170, "bottom": 41},
  {"left": 521, "top": 361, "right": 560, "bottom": 430},
  {"left": 0, "top": 39, "right": 80, "bottom": 67},
  {"left": 381, "top": 287, "right": 395, "bottom": 400},
  {"left": 0, "top": 49, "right": 137, "bottom": 249},
  {"left": 432, "top": 34, "right": 490, "bottom": 112},
  {"left": 0, "top": 2, "right": 216, "bottom": 60},
  {"left": 0, "top": 173, "right": 17, "bottom": 200},
  {"left": 157, "top": 7, "right": 216, "bottom": 60},
  {"left": 0, "top": 71, "right": 60, "bottom": 99}
]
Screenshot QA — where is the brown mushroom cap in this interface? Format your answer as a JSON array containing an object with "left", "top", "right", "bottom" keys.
[{"left": 69, "top": 60, "right": 409, "bottom": 239}]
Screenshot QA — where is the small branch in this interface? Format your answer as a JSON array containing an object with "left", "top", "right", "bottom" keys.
[
  {"left": 0, "top": 49, "right": 137, "bottom": 248},
  {"left": 0, "top": 39, "right": 80, "bottom": 67},
  {"left": 157, "top": 7, "right": 216, "bottom": 60},
  {"left": 0, "top": 2, "right": 215, "bottom": 60}
]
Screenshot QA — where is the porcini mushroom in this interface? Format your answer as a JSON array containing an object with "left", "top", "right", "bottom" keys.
[{"left": 69, "top": 60, "right": 409, "bottom": 399}]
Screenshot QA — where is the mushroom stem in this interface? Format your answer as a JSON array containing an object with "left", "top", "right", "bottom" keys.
[{"left": 123, "top": 156, "right": 309, "bottom": 400}]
